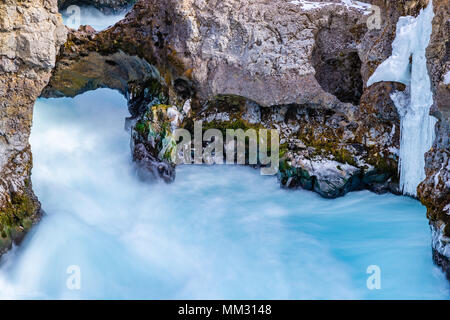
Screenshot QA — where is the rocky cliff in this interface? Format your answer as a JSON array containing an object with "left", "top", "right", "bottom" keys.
[
  {"left": 418, "top": 0, "right": 450, "bottom": 278},
  {"left": 0, "top": 0, "right": 66, "bottom": 255},
  {"left": 44, "top": 0, "right": 405, "bottom": 197},
  {"left": 0, "top": 0, "right": 448, "bottom": 279},
  {"left": 42, "top": 0, "right": 449, "bottom": 273}
]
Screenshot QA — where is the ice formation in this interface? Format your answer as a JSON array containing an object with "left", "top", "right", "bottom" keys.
[{"left": 367, "top": 1, "right": 437, "bottom": 196}]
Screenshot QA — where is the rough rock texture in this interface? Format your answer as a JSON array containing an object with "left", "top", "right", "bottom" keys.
[
  {"left": 193, "top": 93, "right": 401, "bottom": 198},
  {"left": 431, "top": 220, "right": 450, "bottom": 280},
  {"left": 42, "top": 25, "right": 159, "bottom": 98},
  {"left": 45, "top": 0, "right": 406, "bottom": 194},
  {"left": 132, "top": 104, "right": 183, "bottom": 183},
  {"left": 0, "top": 0, "right": 446, "bottom": 278},
  {"left": 46, "top": 0, "right": 373, "bottom": 108},
  {"left": 0, "top": 0, "right": 67, "bottom": 256},
  {"left": 43, "top": 0, "right": 447, "bottom": 230},
  {"left": 418, "top": 0, "right": 450, "bottom": 275},
  {"left": 359, "top": 0, "right": 429, "bottom": 84},
  {"left": 58, "top": 0, "right": 135, "bottom": 13}
]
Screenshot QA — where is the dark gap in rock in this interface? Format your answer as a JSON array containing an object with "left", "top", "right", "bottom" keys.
[
  {"left": 312, "top": 27, "right": 364, "bottom": 106},
  {"left": 174, "top": 78, "right": 195, "bottom": 100},
  {"left": 105, "top": 59, "right": 118, "bottom": 66},
  {"left": 313, "top": 49, "right": 363, "bottom": 105}
]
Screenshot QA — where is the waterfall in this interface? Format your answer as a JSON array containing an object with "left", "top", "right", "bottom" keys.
[{"left": 367, "top": 1, "right": 437, "bottom": 197}]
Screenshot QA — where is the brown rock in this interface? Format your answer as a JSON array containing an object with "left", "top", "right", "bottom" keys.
[{"left": 0, "top": 0, "right": 67, "bottom": 256}]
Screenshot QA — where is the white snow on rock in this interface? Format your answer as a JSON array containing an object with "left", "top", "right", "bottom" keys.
[
  {"left": 289, "top": 0, "right": 371, "bottom": 14},
  {"left": 432, "top": 223, "right": 450, "bottom": 258},
  {"left": 444, "top": 70, "right": 450, "bottom": 85}
]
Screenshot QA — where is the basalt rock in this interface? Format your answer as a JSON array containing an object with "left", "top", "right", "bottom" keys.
[
  {"left": 418, "top": 0, "right": 450, "bottom": 274},
  {"left": 43, "top": 1, "right": 445, "bottom": 209},
  {"left": 45, "top": 0, "right": 398, "bottom": 194},
  {"left": 131, "top": 103, "right": 187, "bottom": 183},
  {"left": 46, "top": 0, "right": 376, "bottom": 108},
  {"left": 359, "top": 0, "right": 430, "bottom": 83},
  {"left": 0, "top": 0, "right": 67, "bottom": 256},
  {"left": 194, "top": 94, "right": 399, "bottom": 198},
  {"left": 42, "top": 25, "right": 159, "bottom": 98}
]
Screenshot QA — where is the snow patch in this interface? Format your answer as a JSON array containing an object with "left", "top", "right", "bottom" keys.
[
  {"left": 444, "top": 204, "right": 450, "bottom": 215},
  {"left": 432, "top": 223, "right": 450, "bottom": 259},
  {"left": 444, "top": 70, "right": 450, "bottom": 85},
  {"left": 289, "top": 0, "right": 372, "bottom": 14}
]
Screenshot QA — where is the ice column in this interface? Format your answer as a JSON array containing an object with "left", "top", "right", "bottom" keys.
[{"left": 367, "top": 1, "right": 437, "bottom": 196}]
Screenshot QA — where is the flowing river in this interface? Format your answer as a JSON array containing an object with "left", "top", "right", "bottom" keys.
[{"left": 0, "top": 89, "right": 448, "bottom": 299}]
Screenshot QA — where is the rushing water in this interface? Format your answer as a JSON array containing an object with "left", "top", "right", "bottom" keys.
[
  {"left": 0, "top": 89, "right": 448, "bottom": 299},
  {"left": 61, "top": 6, "right": 128, "bottom": 31},
  {"left": 368, "top": 1, "right": 437, "bottom": 196}
]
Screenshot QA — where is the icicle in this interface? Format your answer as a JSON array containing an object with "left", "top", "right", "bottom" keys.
[{"left": 367, "top": 1, "right": 437, "bottom": 196}]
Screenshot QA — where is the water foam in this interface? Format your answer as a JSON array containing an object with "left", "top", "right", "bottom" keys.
[{"left": 0, "top": 89, "right": 447, "bottom": 299}]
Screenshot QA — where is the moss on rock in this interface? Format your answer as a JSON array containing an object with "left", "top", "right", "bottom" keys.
[{"left": 0, "top": 191, "right": 40, "bottom": 255}]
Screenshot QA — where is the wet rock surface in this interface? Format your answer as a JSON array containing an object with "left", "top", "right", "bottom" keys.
[
  {"left": 417, "top": 0, "right": 450, "bottom": 273},
  {"left": 45, "top": 0, "right": 401, "bottom": 196},
  {"left": 194, "top": 95, "right": 400, "bottom": 198},
  {"left": 131, "top": 103, "right": 186, "bottom": 183},
  {"left": 38, "top": 1, "right": 450, "bottom": 208},
  {"left": 0, "top": 0, "right": 66, "bottom": 256},
  {"left": 1, "top": 0, "right": 447, "bottom": 274}
]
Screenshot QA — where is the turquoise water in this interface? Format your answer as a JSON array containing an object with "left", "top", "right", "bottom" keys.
[
  {"left": 0, "top": 89, "right": 448, "bottom": 299},
  {"left": 61, "top": 6, "right": 127, "bottom": 31}
]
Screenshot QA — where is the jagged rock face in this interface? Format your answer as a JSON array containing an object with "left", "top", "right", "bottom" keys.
[
  {"left": 311, "top": 16, "right": 365, "bottom": 105},
  {"left": 42, "top": 25, "right": 159, "bottom": 98},
  {"left": 58, "top": 0, "right": 135, "bottom": 13},
  {"left": 132, "top": 104, "right": 183, "bottom": 183},
  {"left": 47, "top": 0, "right": 371, "bottom": 109},
  {"left": 46, "top": 0, "right": 395, "bottom": 191},
  {"left": 45, "top": 0, "right": 402, "bottom": 193},
  {"left": 193, "top": 92, "right": 400, "bottom": 198},
  {"left": 0, "top": 0, "right": 67, "bottom": 255},
  {"left": 158, "top": 0, "right": 366, "bottom": 109},
  {"left": 44, "top": 1, "right": 445, "bottom": 209},
  {"left": 359, "top": 0, "right": 430, "bottom": 83},
  {"left": 418, "top": 0, "right": 450, "bottom": 273}
]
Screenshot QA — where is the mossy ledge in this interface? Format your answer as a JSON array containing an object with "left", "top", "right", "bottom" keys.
[{"left": 0, "top": 191, "right": 41, "bottom": 257}]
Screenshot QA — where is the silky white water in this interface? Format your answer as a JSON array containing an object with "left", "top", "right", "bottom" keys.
[
  {"left": 61, "top": 6, "right": 128, "bottom": 31},
  {"left": 0, "top": 89, "right": 448, "bottom": 299},
  {"left": 368, "top": 1, "right": 437, "bottom": 196}
]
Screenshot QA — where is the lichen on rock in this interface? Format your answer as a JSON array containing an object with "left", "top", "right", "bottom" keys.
[
  {"left": 132, "top": 101, "right": 188, "bottom": 182},
  {"left": 40, "top": 0, "right": 415, "bottom": 199},
  {"left": 2, "top": 0, "right": 445, "bottom": 276}
]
